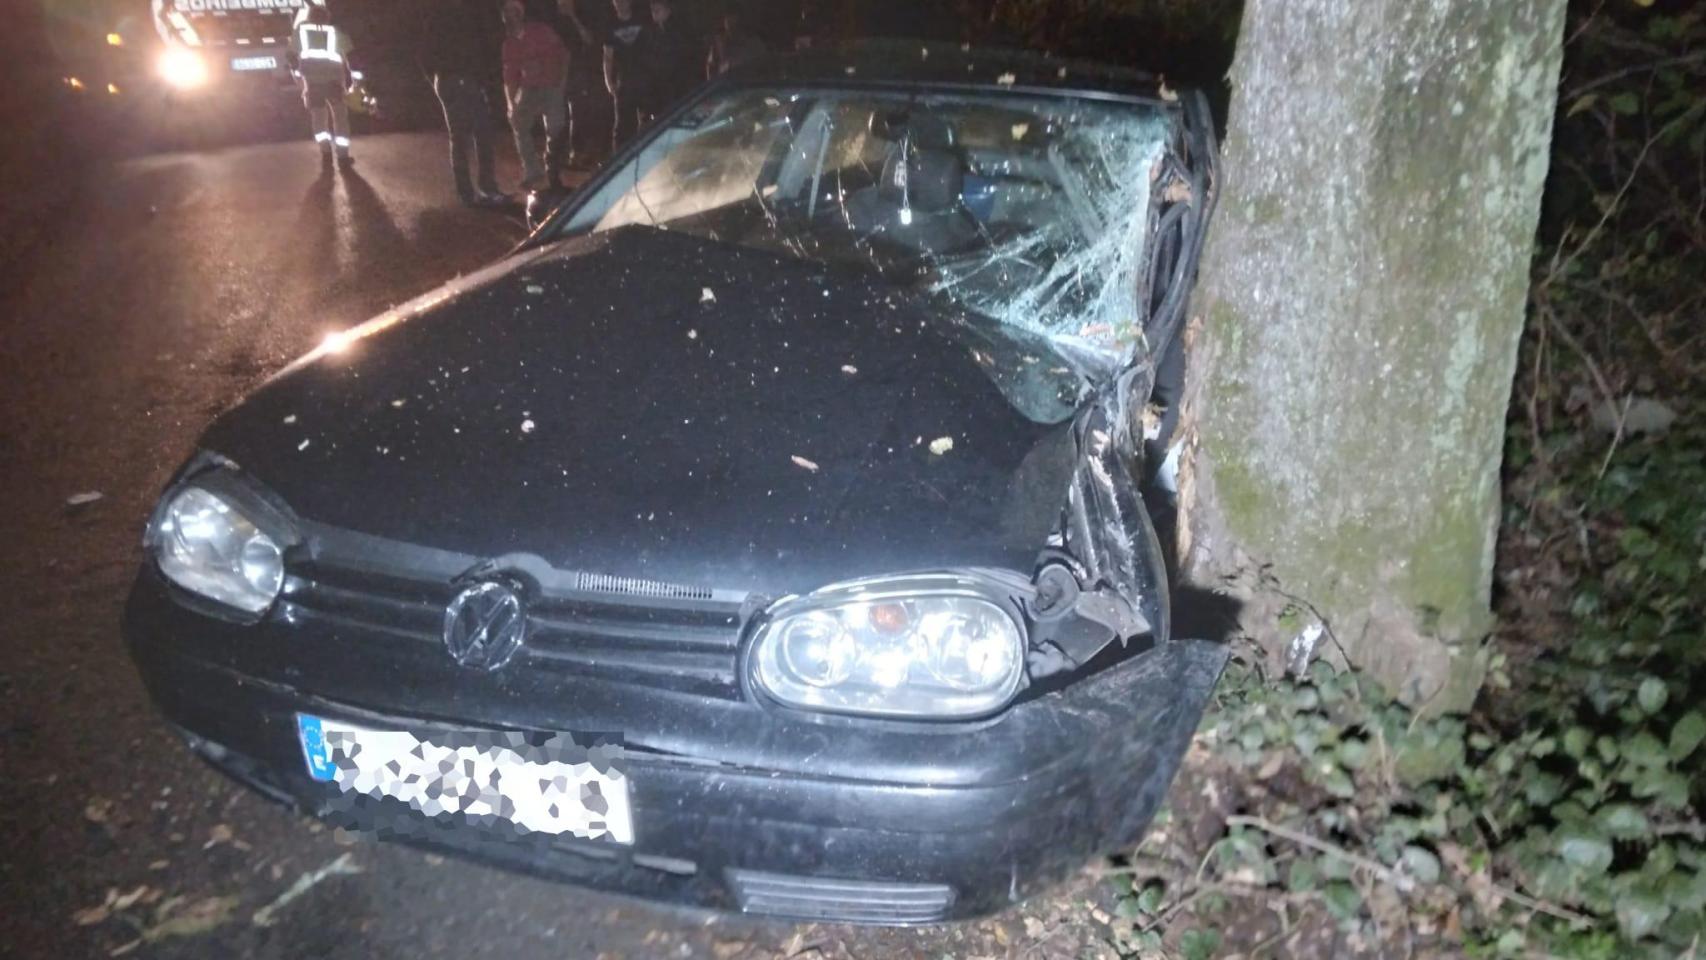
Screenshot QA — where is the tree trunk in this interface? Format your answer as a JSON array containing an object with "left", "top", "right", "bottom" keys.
[{"left": 1179, "top": 0, "right": 1566, "bottom": 710}]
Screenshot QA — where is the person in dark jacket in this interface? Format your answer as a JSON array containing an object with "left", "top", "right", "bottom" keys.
[
  {"left": 601, "top": 0, "right": 649, "bottom": 150},
  {"left": 548, "top": 0, "right": 598, "bottom": 172},
  {"left": 635, "top": 0, "right": 696, "bottom": 123},
  {"left": 705, "top": 6, "right": 765, "bottom": 78},
  {"left": 418, "top": 0, "right": 505, "bottom": 205},
  {"left": 556, "top": 0, "right": 608, "bottom": 168}
]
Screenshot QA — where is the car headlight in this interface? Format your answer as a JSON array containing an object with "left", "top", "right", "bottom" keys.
[
  {"left": 157, "top": 49, "right": 208, "bottom": 89},
  {"left": 153, "top": 486, "right": 285, "bottom": 614},
  {"left": 750, "top": 576, "right": 1026, "bottom": 719}
]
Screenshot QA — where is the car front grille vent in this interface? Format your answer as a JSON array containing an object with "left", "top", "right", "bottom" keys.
[
  {"left": 283, "top": 556, "right": 745, "bottom": 697},
  {"left": 726, "top": 869, "right": 955, "bottom": 924},
  {"left": 571, "top": 571, "right": 714, "bottom": 601}
]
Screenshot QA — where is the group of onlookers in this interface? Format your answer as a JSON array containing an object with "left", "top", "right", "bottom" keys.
[{"left": 417, "top": 0, "right": 780, "bottom": 205}]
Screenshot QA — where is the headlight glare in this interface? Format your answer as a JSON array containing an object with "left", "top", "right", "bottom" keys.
[
  {"left": 752, "top": 580, "right": 1025, "bottom": 718},
  {"left": 155, "top": 486, "right": 284, "bottom": 613},
  {"left": 157, "top": 49, "right": 208, "bottom": 89}
]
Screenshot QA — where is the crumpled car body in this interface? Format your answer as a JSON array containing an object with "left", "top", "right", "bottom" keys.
[{"left": 123, "top": 41, "right": 1224, "bottom": 924}]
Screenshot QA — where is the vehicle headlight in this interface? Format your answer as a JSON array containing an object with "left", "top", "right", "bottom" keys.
[
  {"left": 158, "top": 49, "right": 208, "bottom": 89},
  {"left": 153, "top": 486, "right": 284, "bottom": 613},
  {"left": 750, "top": 577, "right": 1026, "bottom": 718}
]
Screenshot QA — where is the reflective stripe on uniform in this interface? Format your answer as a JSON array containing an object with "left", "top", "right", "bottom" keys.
[
  {"left": 296, "top": 23, "right": 344, "bottom": 62},
  {"left": 313, "top": 131, "right": 332, "bottom": 142}
]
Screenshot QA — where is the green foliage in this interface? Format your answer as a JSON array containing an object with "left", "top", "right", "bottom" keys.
[
  {"left": 1097, "top": 2, "right": 1705, "bottom": 956},
  {"left": 1185, "top": 390, "right": 1704, "bottom": 951}
]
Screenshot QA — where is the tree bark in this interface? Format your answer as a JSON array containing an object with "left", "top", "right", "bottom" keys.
[{"left": 1179, "top": 0, "right": 1566, "bottom": 709}]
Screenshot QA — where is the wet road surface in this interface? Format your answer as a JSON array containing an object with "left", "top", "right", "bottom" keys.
[{"left": 0, "top": 131, "right": 1112, "bottom": 960}]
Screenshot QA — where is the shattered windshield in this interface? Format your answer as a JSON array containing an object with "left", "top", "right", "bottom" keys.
[{"left": 561, "top": 87, "right": 1172, "bottom": 359}]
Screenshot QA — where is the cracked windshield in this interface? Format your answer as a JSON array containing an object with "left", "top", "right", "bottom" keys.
[{"left": 561, "top": 88, "right": 1171, "bottom": 358}]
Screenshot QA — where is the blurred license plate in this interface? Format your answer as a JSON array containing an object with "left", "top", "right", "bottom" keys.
[
  {"left": 295, "top": 713, "right": 632, "bottom": 843},
  {"left": 231, "top": 56, "right": 277, "bottom": 71}
]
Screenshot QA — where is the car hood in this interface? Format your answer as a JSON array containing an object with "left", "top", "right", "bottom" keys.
[{"left": 204, "top": 227, "right": 1084, "bottom": 597}]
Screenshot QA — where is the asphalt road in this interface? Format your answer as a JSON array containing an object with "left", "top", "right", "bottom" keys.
[{"left": 0, "top": 131, "right": 1116, "bottom": 960}]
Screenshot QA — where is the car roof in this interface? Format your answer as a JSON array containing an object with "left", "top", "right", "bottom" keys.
[{"left": 720, "top": 39, "right": 1181, "bottom": 106}]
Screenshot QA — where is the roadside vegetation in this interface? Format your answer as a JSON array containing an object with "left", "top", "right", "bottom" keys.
[{"left": 1082, "top": 2, "right": 1706, "bottom": 957}]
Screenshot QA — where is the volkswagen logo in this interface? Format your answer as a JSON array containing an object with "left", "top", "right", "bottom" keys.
[{"left": 442, "top": 580, "right": 527, "bottom": 671}]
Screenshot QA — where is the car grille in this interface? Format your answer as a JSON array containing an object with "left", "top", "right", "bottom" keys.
[
  {"left": 278, "top": 555, "right": 751, "bottom": 699},
  {"left": 726, "top": 869, "right": 956, "bottom": 923}
]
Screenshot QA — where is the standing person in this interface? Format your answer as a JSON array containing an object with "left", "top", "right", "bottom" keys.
[
  {"left": 501, "top": 0, "right": 570, "bottom": 191},
  {"left": 705, "top": 7, "right": 765, "bottom": 79},
  {"left": 419, "top": 0, "right": 506, "bottom": 205},
  {"left": 561, "top": 0, "right": 610, "bottom": 169},
  {"left": 638, "top": 0, "right": 696, "bottom": 123},
  {"left": 635, "top": 0, "right": 695, "bottom": 124},
  {"left": 547, "top": 0, "right": 597, "bottom": 173},
  {"left": 601, "top": 0, "right": 648, "bottom": 151},
  {"left": 288, "top": 3, "right": 355, "bottom": 166}
]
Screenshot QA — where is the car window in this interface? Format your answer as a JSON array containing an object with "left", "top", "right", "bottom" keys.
[{"left": 560, "top": 87, "right": 1173, "bottom": 361}]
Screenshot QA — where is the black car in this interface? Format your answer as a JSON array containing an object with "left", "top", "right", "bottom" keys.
[{"left": 124, "top": 42, "right": 1225, "bottom": 924}]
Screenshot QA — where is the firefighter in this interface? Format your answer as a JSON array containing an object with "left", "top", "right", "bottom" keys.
[{"left": 289, "top": 3, "right": 355, "bottom": 166}]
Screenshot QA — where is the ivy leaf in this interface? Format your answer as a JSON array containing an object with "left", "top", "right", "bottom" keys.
[
  {"left": 1595, "top": 803, "right": 1650, "bottom": 840},
  {"left": 1335, "top": 738, "right": 1370, "bottom": 771},
  {"left": 1322, "top": 881, "right": 1363, "bottom": 920},
  {"left": 1179, "top": 928, "right": 1222, "bottom": 960},
  {"left": 1596, "top": 735, "right": 1620, "bottom": 764},
  {"left": 1624, "top": 732, "right": 1670, "bottom": 768},
  {"left": 1400, "top": 846, "right": 1441, "bottom": 886},
  {"left": 1523, "top": 771, "right": 1565, "bottom": 806},
  {"left": 1670, "top": 711, "right": 1706, "bottom": 760},
  {"left": 1134, "top": 880, "right": 1165, "bottom": 914},
  {"left": 1632, "top": 769, "right": 1692, "bottom": 810},
  {"left": 1556, "top": 830, "right": 1614, "bottom": 875},
  {"left": 1615, "top": 890, "right": 1671, "bottom": 941},
  {"left": 1318, "top": 766, "right": 1356, "bottom": 800},
  {"left": 1637, "top": 676, "right": 1668, "bottom": 714},
  {"left": 1564, "top": 726, "right": 1592, "bottom": 759},
  {"left": 1287, "top": 856, "right": 1321, "bottom": 893}
]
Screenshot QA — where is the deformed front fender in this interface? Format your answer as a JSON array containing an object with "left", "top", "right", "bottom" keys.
[{"left": 1025, "top": 392, "right": 1170, "bottom": 677}]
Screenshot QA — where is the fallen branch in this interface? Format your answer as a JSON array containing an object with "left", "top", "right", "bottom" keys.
[
  {"left": 251, "top": 852, "right": 362, "bottom": 928},
  {"left": 1485, "top": 880, "right": 1594, "bottom": 929},
  {"left": 1224, "top": 815, "right": 1415, "bottom": 894}
]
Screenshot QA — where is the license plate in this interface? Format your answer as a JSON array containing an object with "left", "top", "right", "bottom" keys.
[
  {"left": 296, "top": 714, "right": 633, "bottom": 843},
  {"left": 231, "top": 56, "right": 278, "bottom": 72}
]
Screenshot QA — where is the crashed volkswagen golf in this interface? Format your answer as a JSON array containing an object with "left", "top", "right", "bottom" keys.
[{"left": 124, "top": 44, "right": 1224, "bottom": 923}]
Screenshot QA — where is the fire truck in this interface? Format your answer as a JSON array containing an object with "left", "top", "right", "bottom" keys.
[
  {"left": 50, "top": 0, "right": 394, "bottom": 148},
  {"left": 145, "top": 0, "right": 315, "bottom": 93}
]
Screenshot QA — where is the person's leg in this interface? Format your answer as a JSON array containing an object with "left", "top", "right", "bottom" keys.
[
  {"left": 305, "top": 79, "right": 332, "bottom": 153},
  {"left": 470, "top": 84, "right": 500, "bottom": 196},
  {"left": 511, "top": 88, "right": 545, "bottom": 188},
  {"left": 435, "top": 75, "right": 477, "bottom": 200},
  {"left": 542, "top": 85, "right": 567, "bottom": 188},
  {"left": 330, "top": 93, "right": 351, "bottom": 158},
  {"left": 569, "top": 85, "right": 583, "bottom": 169},
  {"left": 310, "top": 103, "right": 332, "bottom": 152},
  {"left": 610, "top": 89, "right": 628, "bottom": 154}
]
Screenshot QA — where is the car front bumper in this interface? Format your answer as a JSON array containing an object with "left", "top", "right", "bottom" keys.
[{"left": 123, "top": 569, "right": 1225, "bottom": 923}]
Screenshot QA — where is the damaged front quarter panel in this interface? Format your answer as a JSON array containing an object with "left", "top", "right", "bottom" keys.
[
  {"left": 1019, "top": 92, "right": 1220, "bottom": 680},
  {"left": 1024, "top": 391, "right": 1170, "bottom": 678}
]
